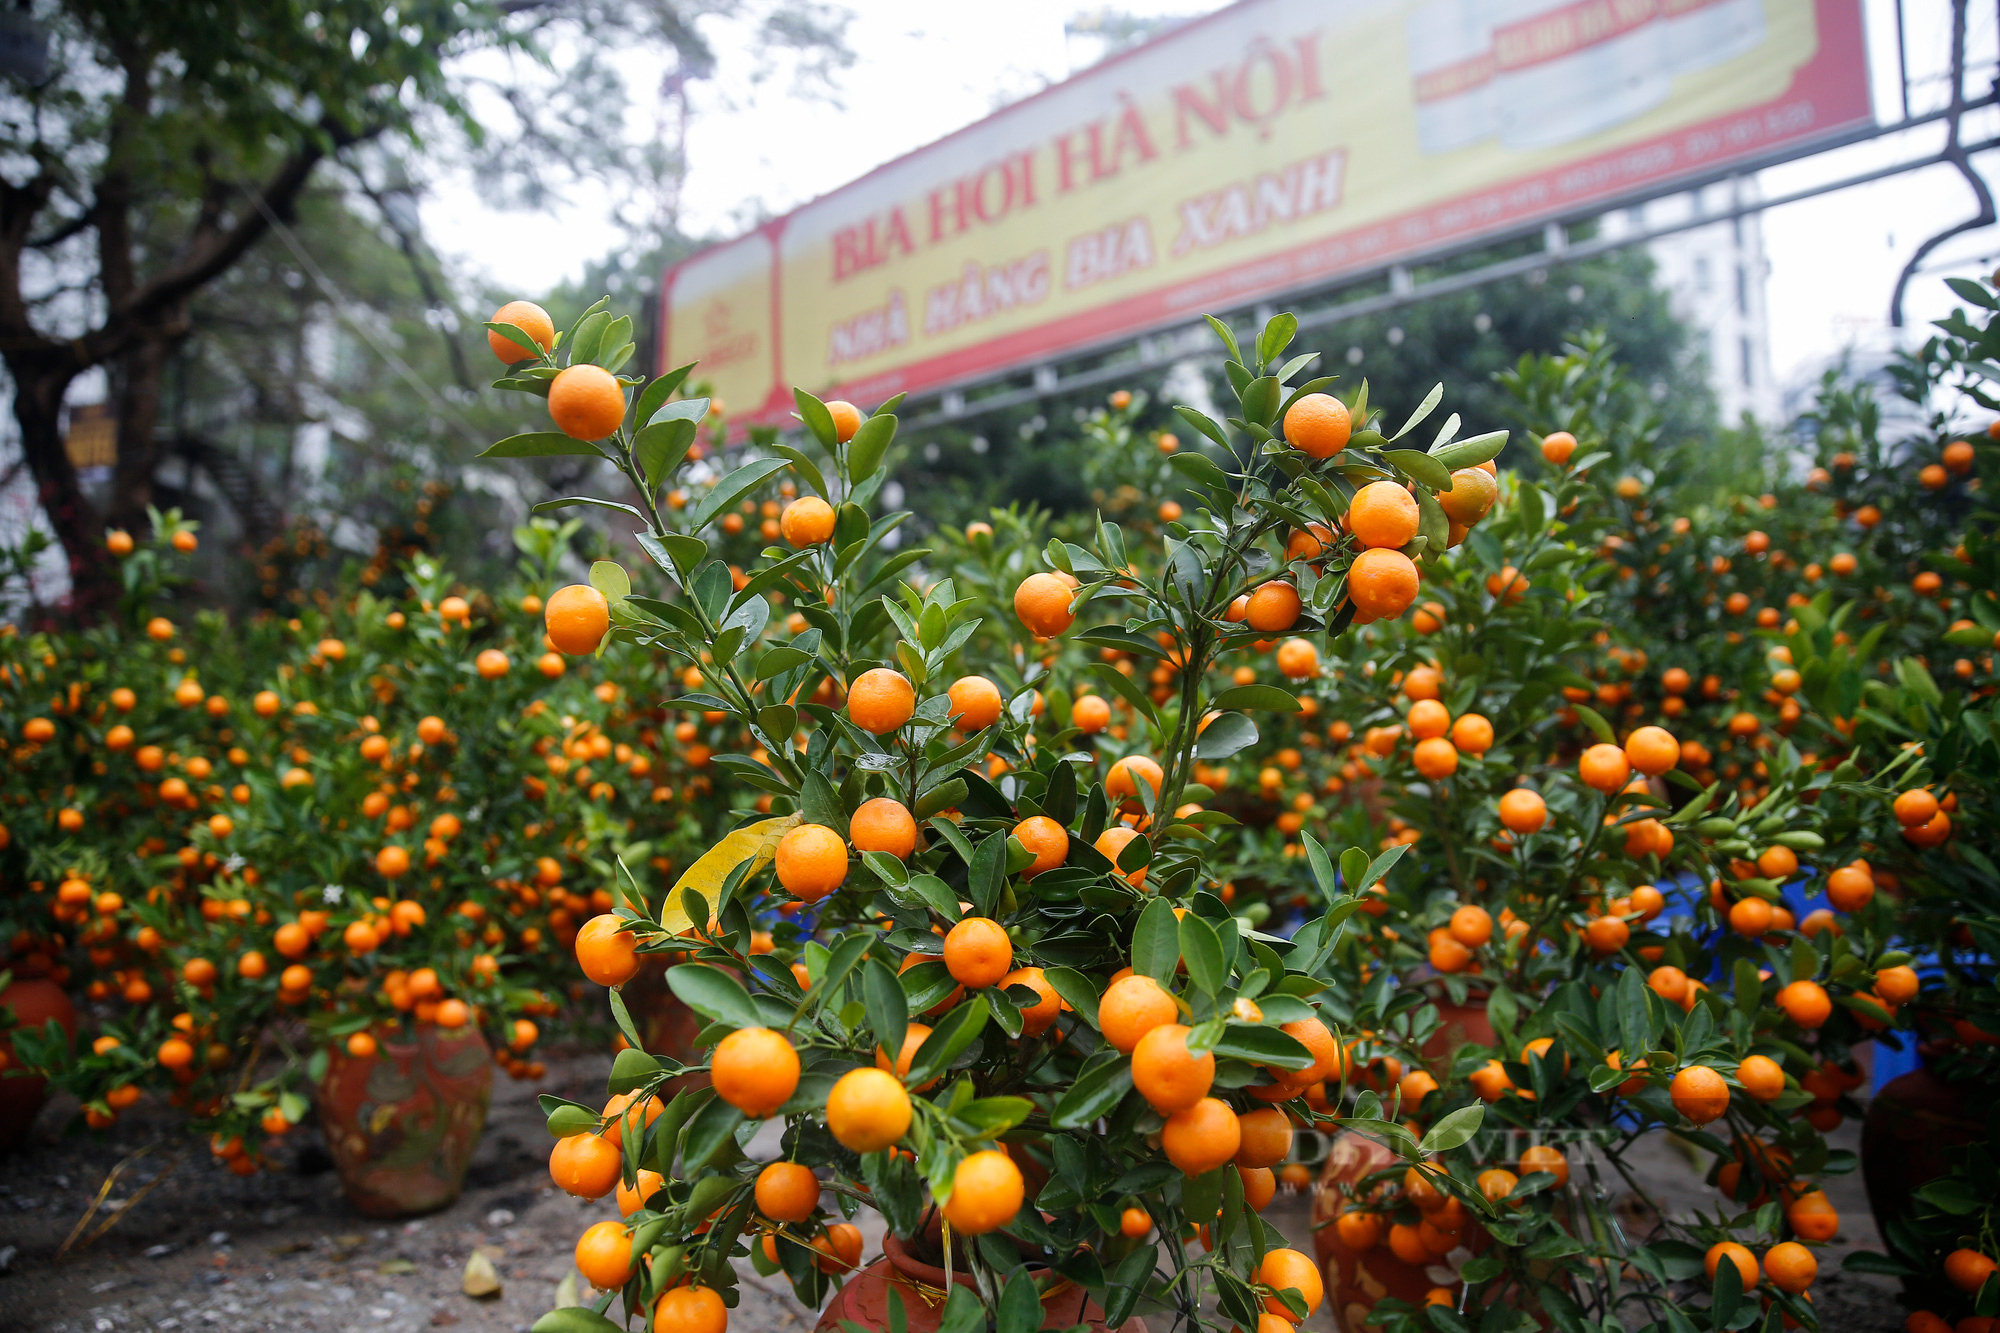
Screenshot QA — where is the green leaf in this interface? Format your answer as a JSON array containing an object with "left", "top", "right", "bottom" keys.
[
  {"left": 1211, "top": 1024, "right": 1312, "bottom": 1067},
  {"left": 590, "top": 560, "right": 630, "bottom": 601},
  {"left": 794, "top": 389, "right": 839, "bottom": 449},
  {"left": 1132, "top": 898, "right": 1180, "bottom": 984},
  {"left": 608, "top": 1048, "right": 665, "bottom": 1095},
  {"left": 1168, "top": 450, "right": 1234, "bottom": 493},
  {"left": 633, "top": 417, "right": 698, "bottom": 491},
  {"left": 533, "top": 1308, "right": 626, "bottom": 1333},
  {"left": 1420, "top": 1104, "right": 1483, "bottom": 1154},
  {"left": 1196, "top": 712, "right": 1258, "bottom": 760},
  {"left": 1179, "top": 912, "right": 1226, "bottom": 996},
  {"left": 907, "top": 999, "right": 987, "bottom": 1087},
  {"left": 864, "top": 959, "right": 909, "bottom": 1069},
  {"left": 681, "top": 1095, "right": 746, "bottom": 1172},
  {"left": 635, "top": 363, "right": 697, "bottom": 426},
  {"left": 1086, "top": 661, "right": 1161, "bottom": 733},
  {"left": 1431, "top": 429, "right": 1507, "bottom": 469},
  {"left": 665, "top": 965, "right": 763, "bottom": 1029},
  {"left": 1571, "top": 703, "right": 1616, "bottom": 744},
  {"left": 1211, "top": 685, "right": 1299, "bottom": 712},
  {"left": 1051, "top": 1053, "right": 1134, "bottom": 1128},
  {"left": 691, "top": 458, "right": 791, "bottom": 532},
  {"left": 1044, "top": 967, "right": 1100, "bottom": 1029},
  {"left": 479, "top": 431, "right": 603, "bottom": 459},
  {"left": 1385, "top": 448, "right": 1451, "bottom": 490},
  {"left": 1174, "top": 405, "right": 1231, "bottom": 449},
  {"left": 848, "top": 413, "right": 897, "bottom": 482}
]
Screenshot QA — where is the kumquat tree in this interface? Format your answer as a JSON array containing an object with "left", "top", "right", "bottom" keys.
[{"left": 475, "top": 298, "right": 1548, "bottom": 1333}]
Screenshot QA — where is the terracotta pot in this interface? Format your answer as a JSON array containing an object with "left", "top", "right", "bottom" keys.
[
  {"left": 1862, "top": 1064, "right": 1982, "bottom": 1299},
  {"left": 315, "top": 1024, "right": 492, "bottom": 1217},
  {"left": 0, "top": 978, "right": 76, "bottom": 1153},
  {"left": 1313, "top": 1131, "right": 1449, "bottom": 1333},
  {"left": 816, "top": 1233, "right": 1146, "bottom": 1333},
  {"left": 1420, "top": 994, "right": 1495, "bottom": 1071}
]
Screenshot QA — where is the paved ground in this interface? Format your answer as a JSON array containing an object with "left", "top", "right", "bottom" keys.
[{"left": 0, "top": 1054, "right": 1901, "bottom": 1333}]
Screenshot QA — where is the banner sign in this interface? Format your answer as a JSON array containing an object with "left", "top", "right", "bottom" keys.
[{"left": 661, "top": 0, "right": 1869, "bottom": 422}]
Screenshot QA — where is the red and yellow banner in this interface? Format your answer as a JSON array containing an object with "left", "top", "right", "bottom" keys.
[{"left": 661, "top": 0, "right": 1869, "bottom": 422}]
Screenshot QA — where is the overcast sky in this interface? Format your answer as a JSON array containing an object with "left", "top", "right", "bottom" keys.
[{"left": 422, "top": 0, "right": 2000, "bottom": 406}]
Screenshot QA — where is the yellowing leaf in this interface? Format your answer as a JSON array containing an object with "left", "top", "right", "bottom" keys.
[{"left": 658, "top": 815, "right": 798, "bottom": 934}]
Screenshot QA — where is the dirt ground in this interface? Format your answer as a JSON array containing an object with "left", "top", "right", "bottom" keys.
[{"left": 0, "top": 1053, "right": 1904, "bottom": 1333}]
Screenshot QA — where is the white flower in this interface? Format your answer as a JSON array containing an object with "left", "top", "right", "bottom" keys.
[
  {"left": 322, "top": 884, "right": 346, "bottom": 904},
  {"left": 223, "top": 855, "right": 246, "bottom": 872}
]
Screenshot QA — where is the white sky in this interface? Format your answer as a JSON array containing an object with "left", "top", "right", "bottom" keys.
[{"left": 420, "top": 0, "right": 2000, "bottom": 406}]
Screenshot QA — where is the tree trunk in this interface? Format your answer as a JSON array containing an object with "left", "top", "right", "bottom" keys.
[
  {"left": 107, "top": 331, "right": 175, "bottom": 535},
  {"left": 6, "top": 351, "right": 115, "bottom": 615}
]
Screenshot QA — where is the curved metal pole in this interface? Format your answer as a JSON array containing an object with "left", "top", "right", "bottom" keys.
[{"left": 1891, "top": 0, "right": 1996, "bottom": 325}]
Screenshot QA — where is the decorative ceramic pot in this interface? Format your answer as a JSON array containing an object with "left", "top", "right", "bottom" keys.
[
  {"left": 815, "top": 1234, "right": 1146, "bottom": 1333},
  {"left": 314, "top": 1024, "right": 492, "bottom": 1217},
  {"left": 1313, "top": 1130, "right": 1452, "bottom": 1333},
  {"left": 1861, "top": 1062, "right": 1981, "bottom": 1300},
  {"left": 1420, "top": 995, "right": 1496, "bottom": 1070},
  {"left": 0, "top": 977, "right": 76, "bottom": 1153}
]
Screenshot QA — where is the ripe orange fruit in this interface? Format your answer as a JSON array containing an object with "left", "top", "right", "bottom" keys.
[
  {"left": 346, "top": 1031, "right": 378, "bottom": 1058},
  {"left": 1540, "top": 431, "right": 1576, "bottom": 464},
  {"left": 1002, "top": 966, "right": 1061, "bottom": 1035},
  {"left": 1107, "top": 754, "right": 1165, "bottom": 810},
  {"left": 545, "top": 584, "right": 611, "bottom": 655},
  {"left": 1776, "top": 979, "right": 1831, "bottom": 1029},
  {"left": 947, "top": 675, "right": 1003, "bottom": 730},
  {"left": 876, "top": 1023, "right": 936, "bottom": 1090},
  {"left": 1257, "top": 1248, "right": 1323, "bottom": 1321},
  {"left": 1497, "top": 788, "right": 1547, "bottom": 834},
  {"left": 1283, "top": 393, "right": 1350, "bottom": 458},
  {"left": 1163, "top": 1097, "right": 1240, "bottom": 1174},
  {"left": 1946, "top": 1249, "right": 1997, "bottom": 1293},
  {"left": 941, "top": 1149, "right": 1024, "bottom": 1234},
  {"left": 1706, "top": 1240, "right": 1759, "bottom": 1288},
  {"left": 712, "top": 1027, "right": 800, "bottom": 1117},
  {"left": 1234, "top": 1107, "right": 1293, "bottom": 1168},
  {"left": 1408, "top": 699, "right": 1450, "bottom": 739},
  {"left": 1412, "top": 736, "right": 1457, "bottom": 779},
  {"left": 549, "top": 1131, "right": 621, "bottom": 1198},
  {"left": 616, "top": 1168, "right": 665, "bottom": 1218},
  {"left": 776, "top": 823, "right": 849, "bottom": 901},
  {"left": 1670, "top": 1065, "right": 1730, "bottom": 1123},
  {"left": 1449, "top": 905, "right": 1493, "bottom": 947},
  {"left": 1485, "top": 565, "right": 1528, "bottom": 604},
  {"left": 1121, "top": 1207, "right": 1152, "bottom": 1238},
  {"left": 847, "top": 667, "right": 915, "bottom": 734},
  {"left": 1787, "top": 1190, "right": 1839, "bottom": 1241},
  {"left": 1071, "top": 695, "right": 1111, "bottom": 733},
  {"left": 1335, "top": 1208, "right": 1381, "bottom": 1252},
  {"left": 1100, "top": 974, "right": 1177, "bottom": 1053},
  {"left": 1280, "top": 1017, "right": 1343, "bottom": 1087},
  {"left": 1826, "top": 864, "right": 1874, "bottom": 911},
  {"left": 1578, "top": 743, "right": 1630, "bottom": 793},
  {"left": 1015, "top": 572, "right": 1077, "bottom": 636},
  {"left": 489, "top": 300, "right": 554, "bottom": 363},
  {"left": 1765, "top": 1241, "right": 1817, "bottom": 1294},
  {"left": 574, "top": 1219, "right": 635, "bottom": 1289},
  {"left": 1893, "top": 789, "right": 1939, "bottom": 827},
  {"left": 1736, "top": 1054, "right": 1786, "bottom": 1102},
  {"left": 943, "top": 916, "right": 1013, "bottom": 989},
  {"left": 575, "top": 914, "right": 640, "bottom": 986},
  {"left": 1728, "top": 897, "right": 1774, "bottom": 938},
  {"left": 754, "top": 1161, "right": 821, "bottom": 1222},
  {"left": 1011, "top": 815, "right": 1069, "bottom": 877},
  {"left": 1625, "top": 725, "right": 1678, "bottom": 776},
  {"left": 1519, "top": 1144, "right": 1568, "bottom": 1187},
  {"left": 1347, "top": 481, "right": 1419, "bottom": 549},
  {"left": 1438, "top": 466, "right": 1498, "bottom": 524},
  {"left": 826, "top": 1067, "right": 912, "bottom": 1152},
  {"left": 1275, "top": 638, "right": 1318, "bottom": 679},
  {"left": 1245, "top": 581, "right": 1302, "bottom": 632},
  {"left": 816, "top": 1222, "right": 863, "bottom": 1273},
  {"left": 1876, "top": 964, "right": 1919, "bottom": 1004},
  {"left": 1095, "top": 826, "right": 1146, "bottom": 886},
  {"left": 548, "top": 363, "right": 627, "bottom": 440},
  {"left": 653, "top": 1285, "right": 726, "bottom": 1333},
  {"left": 849, "top": 798, "right": 917, "bottom": 860},
  {"left": 826, "top": 400, "right": 863, "bottom": 442},
  {"left": 780, "top": 496, "right": 836, "bottom": 546},
  {"left": 1132, "top": 1023, "right": 1214, "bottom": 1112},
  {"left": 1348, "top": 548, "right": 1419, "bottom": 619}
]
